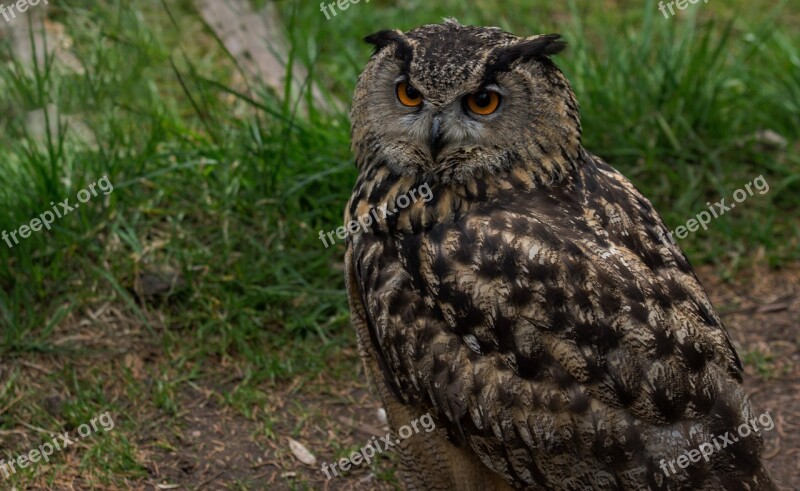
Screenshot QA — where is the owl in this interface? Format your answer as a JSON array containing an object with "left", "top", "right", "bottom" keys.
[{"left": 344, "top": 19, "right": 775, "bottom": 490}]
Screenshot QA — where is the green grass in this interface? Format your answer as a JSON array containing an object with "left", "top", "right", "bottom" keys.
[
  {"left": 280, "top": 0, "right": 800, "bottom": 265},
  {"left": 0, "top": 0, "right": 797, "bottom": 486}
]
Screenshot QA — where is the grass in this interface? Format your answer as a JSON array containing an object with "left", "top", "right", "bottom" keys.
[{"left": 0, "top": 0, "right": 797, "bottom": 487}]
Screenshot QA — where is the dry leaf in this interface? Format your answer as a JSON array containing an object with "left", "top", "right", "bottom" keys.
[{"left": 288, "top": 438, "right": 316, "bottom": 466}]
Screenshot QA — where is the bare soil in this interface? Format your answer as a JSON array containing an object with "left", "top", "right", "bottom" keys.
[{"left": 1, "top": 264, "right": 797, "bottom": 490}]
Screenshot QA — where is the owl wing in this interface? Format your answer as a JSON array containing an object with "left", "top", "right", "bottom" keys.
[{"left": 348, "top": 157, "right": 766, "bottom": 489}]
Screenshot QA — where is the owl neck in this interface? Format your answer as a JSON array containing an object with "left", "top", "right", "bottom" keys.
[
  {"left": 347, "top": 146, "right": 589, "bottom": 236},
  {"left": 436, "top": 135, "right": 583, "bottom": 187}
]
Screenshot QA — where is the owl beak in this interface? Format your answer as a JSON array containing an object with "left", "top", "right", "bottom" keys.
[{"left": 429, "top": 115, "right": 446, "bottom": 160}]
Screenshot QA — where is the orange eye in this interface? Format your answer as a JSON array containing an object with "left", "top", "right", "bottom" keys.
[
  {"left": 465, "top": 90, "right": 501, "bottom": 116},
  {"left": 397, "top": 81, "right": 423, "bottom": 107}
]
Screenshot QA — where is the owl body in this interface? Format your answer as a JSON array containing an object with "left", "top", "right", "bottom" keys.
[{"left": 345, "top": 20, "right": 775, "bottom": 490}]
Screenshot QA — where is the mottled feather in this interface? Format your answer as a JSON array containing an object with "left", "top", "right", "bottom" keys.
[{"left": 346, "top": 19, "right": 775, "bottom": 491}]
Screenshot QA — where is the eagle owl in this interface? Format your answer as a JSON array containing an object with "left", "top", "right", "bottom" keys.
[{"left": 344, "top": 20, "right": 775, "bottom": 490}]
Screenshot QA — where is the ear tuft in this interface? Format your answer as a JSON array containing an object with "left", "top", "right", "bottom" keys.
[
  {"left": 486, "top": 34, "right": 567, "bottom": 74},
  {"left": 364, "top": 29, "right": 414, "bottom": 68},
  {"left": 364, "top": 29, "right": 406, "bottom": 53}
]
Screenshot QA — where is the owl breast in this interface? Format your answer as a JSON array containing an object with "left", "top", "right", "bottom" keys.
[{"left": 346, "top": 154, "right": 756, "bottom": 489}]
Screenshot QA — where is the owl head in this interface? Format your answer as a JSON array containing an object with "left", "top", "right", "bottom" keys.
[{"left": 350, "top": 19, "right": 582, "bottom": 185}]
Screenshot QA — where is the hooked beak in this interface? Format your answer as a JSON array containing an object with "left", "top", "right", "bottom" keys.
[{"left": 429, "top": 115, "right": 446, "bottom": 160}]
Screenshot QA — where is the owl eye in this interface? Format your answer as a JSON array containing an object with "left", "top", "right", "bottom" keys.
[
  {"left": 397, "top": 81, "right": 423, "bottom": 107},
  {"left": 465, "top": 89, "right": 501, "bottom": 116}
]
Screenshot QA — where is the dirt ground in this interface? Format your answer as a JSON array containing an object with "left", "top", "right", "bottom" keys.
[
  {"left": 2, "top": 264, "right": 798, "bottom": 490},
  {"left": 148, "top": 264, "right": 800, "bottom": 491},
  {"left": 698, "top": 264, "right": 800, "bottom": 490}
]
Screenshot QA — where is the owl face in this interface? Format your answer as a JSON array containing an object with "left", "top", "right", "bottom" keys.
[{"left": 350, "top": 20, "right": 583, "bottom": 184}]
